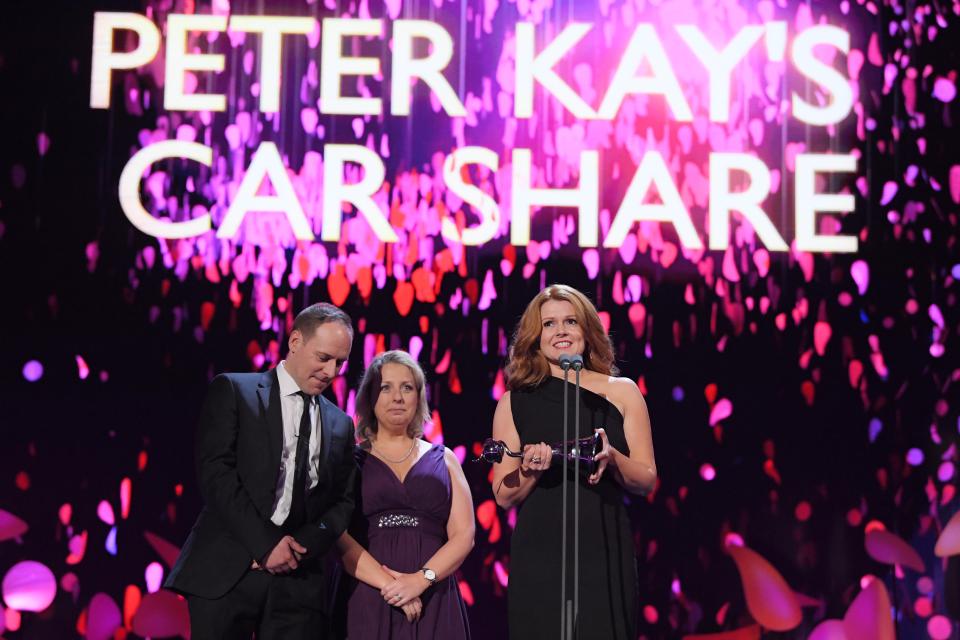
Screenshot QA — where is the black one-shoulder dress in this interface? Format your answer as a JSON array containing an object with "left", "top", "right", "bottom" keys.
[{"left": 508, "top": 376, "right": 638, "bottom": 640}]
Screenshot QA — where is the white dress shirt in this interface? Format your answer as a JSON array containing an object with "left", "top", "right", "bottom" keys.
[{"left": 269, "top": 361, "right": 322, "bottom": 526}]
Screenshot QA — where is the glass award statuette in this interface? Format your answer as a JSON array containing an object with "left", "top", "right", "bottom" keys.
[{"left": 475, "top": 432, "right": 603, "bottom": 473}]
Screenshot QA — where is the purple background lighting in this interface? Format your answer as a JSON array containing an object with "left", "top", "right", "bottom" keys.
[{"left": 1, "top": 0, "right": 959, "bottom": 638}]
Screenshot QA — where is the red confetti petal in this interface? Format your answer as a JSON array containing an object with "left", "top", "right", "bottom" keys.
[
  {"left": 143, "top": 532, "right": 182, "bottom": 568},
  {"left": 327, "top": 264, "right": 350, "bottom": 307},
  {"left": 120, "top": 477, "right": 132, "bottom": 520},
  {"left": 393, "top": 281, "right": 415, "bottom": 316},
  {"left": 728, "top": 545, "right": 801, "bottom": 631}
]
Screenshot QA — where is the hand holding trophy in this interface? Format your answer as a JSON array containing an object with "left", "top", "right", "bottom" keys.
[{"left": 475, "top": 431, "right": 604, "bottom": 474}]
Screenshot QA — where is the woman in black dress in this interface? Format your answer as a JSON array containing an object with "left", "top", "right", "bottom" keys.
[{"left": 491, "top": 284, "right": 657, "bottom": 639}]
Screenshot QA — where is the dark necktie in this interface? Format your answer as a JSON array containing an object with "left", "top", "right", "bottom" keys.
[{"left": 286, "top": 391, "right": 314, "bottom": 531}]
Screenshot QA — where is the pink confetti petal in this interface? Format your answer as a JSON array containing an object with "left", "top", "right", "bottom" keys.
[
  {"left": 928, "top": 615, "right": 953, "bottom": 640},
  {"left": 0, "top": 509, "right": 28, "bottom": 542},
  {"left": 618, "top": 233, "right": 637, "bottom": 264},
  {"left": 809, "top": 619, "right": 847, "bottom": 640},
  {"left": 725, "top": 533, "right": 745, "bottom": 548},
  {"left": 458, "top": 580, "right": 474, "bottom": 607},
  {"left": 625, "top": 275, "right": 642, "bottom": 302},
  {"left": 131, "top": 590, "right": 189, "bottom": 638},
  {"left": 612, "top": 272, "right": 625, "bottom": 306},
  {"left": 933, "top": 77, "right": 956, "bottom": 103},
  {"left": 709, "top": 398, "right": 733, "bottom": 427},
  {"left": 722, "top": 247, "right": 740, "bottom": 282},
  {"left": 934, "top": 510, "right": 960, "bottom": 557},
  {"left": 582, "top": 249, "right": 599, "bottom": 280},
  {"left": 2, "top": 561, "right": 56, "bottom": 612},
  {"left": 660, "top": 243, "right": 678, "bottom": 269},
  {"left": 96, "top": 501, "right": 115, "bottom": 526},
  {"left": 301, "top": 108, "right": 318, "bottom": 134},
  {"left": 727, "top": 545, "right": 801, "bottom": 631},
  {"left": 847, "top": 49, "right": 864, "bottom": 81},
  {"left": 4, "top": 606, "right": 19, "bottom": 632},
  {"left": 22, "top": 360, "right": 43, "bottom": 382},
  {"left": 794, "top": 591, "right": 823, "bottom": 608},
  {"left": 60, "top": 572, "right": 79, "bottom": 599},
  {"left": 627, "top": 303, "right": 646, "bottom": 339},
  {"left": 870, "top": 352, "right": 888, "bottom": 379},
  {"left": 814, "top": 322, "right": 832, "bottom": 356},
  {"left": 795, "top": 249, "right": 814, "bottom": 282},
  {"left": 493, "top": 560, "right": 508, "bottom": 587},
  {"left": 949, "top": 166, "right": 960, "bottom": 204},
  {"left": 865, "top": 529, "right": 925, "bottom": 571},
  {"left": 175, "top": 124, "right": 196, "bottom": 141},
  {"left": 843, "top": 577, "right": 895, "bottom": 640},
  {"left": 478, "top": 269, "right": 497, "bottom": 310},
  {"left": 224, "top": 124, "right": 241, "bottom": 150},
  {"left": 850, "top": 260, "right": 869, "bottom": 295},
  {"left": 37, "top": 132, "right": 50, "bottom": 156},
  {"left": 86, "top": 592, "right": 122, "bottom": 640},
  {"left": 144, "top": 562, "right": 164, "bottom": 594},
  {"left": 929, "top": 304, "right": 945, "bottom": 329},
  {"left": 752, "top": 249, "right": 770, "bottom": 278},
  {"left": 75, "top": 355, "right": 90, "bottom": 380},
  {"left": 879, "top": 181, "right": 898, "bottom": 206}
]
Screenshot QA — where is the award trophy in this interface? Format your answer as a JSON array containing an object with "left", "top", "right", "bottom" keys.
[{"left": 475, "top": 432, "right": 603, "bottom": 474}]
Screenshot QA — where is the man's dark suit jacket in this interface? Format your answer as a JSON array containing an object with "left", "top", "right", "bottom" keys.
[{"left": 164, "top": 369, "right": 356, "bottom": 608}]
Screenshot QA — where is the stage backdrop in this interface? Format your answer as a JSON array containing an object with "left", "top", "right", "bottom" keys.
[{"left": 1, "top": 0, "right": 958, "bottom": 637}]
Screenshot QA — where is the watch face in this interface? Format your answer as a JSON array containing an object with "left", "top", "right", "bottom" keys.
[{"left": 423, "top": 568, "right": 436, "bottom": 581}]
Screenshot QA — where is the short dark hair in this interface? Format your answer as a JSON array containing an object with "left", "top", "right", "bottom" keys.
[{"left": 293, "top": 303, "right": 353, "bottom": 340}]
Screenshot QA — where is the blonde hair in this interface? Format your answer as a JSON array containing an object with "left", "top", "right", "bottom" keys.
[
  {"left": 355, "top": 350, "right": 430, "bottom": 442},
  {"left": 504, "top": 284, "right": 618, "bottom": 390}
]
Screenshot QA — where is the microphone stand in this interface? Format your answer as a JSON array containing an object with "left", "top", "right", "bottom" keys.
[
  {"left": 558, "top": 355, "right": 584, "bottom": 639},
  {"left": 558, "top": 355, "right": 572, "bottom": 639},
  {"left": 570, "top": 354, "right": 584, "bottom": 639}
]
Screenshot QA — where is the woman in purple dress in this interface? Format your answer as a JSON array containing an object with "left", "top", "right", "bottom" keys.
[{"left": 335, "top": 350, "right": 474, "bottom": 639}]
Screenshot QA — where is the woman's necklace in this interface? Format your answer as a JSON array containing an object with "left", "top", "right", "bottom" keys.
[{"left": 373, "top": 438, "right": 418, "bottom": 464}]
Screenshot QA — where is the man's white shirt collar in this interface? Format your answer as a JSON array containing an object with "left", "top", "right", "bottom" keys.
[{"left": 276, "top": 361, "right": 311, "bottom": 401}]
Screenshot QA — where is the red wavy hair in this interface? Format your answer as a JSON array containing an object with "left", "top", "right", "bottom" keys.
[{"left": 504, "top": 284, "right": 618, "bottom": 391}]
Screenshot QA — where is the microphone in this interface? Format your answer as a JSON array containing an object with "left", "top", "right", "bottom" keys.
[
  {"left": 558, "top": 354, "right": 573, "bottom": 371},
  {"left": 569, "top": 355, "right": 584, "bottom": 371}
]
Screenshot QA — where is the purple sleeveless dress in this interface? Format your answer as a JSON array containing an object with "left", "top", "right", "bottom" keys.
[{"left": 343, "top": 443, "right": 471, "bottom": 639}]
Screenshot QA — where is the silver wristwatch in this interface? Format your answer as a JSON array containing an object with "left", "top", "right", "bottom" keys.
[{"left": 421, "top": 567, "right": 437, "bottom": 585}]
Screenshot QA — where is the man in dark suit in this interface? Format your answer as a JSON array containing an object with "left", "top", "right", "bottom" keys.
[{"left": 165, "top": 302, "right": 357, "bottom": 639}]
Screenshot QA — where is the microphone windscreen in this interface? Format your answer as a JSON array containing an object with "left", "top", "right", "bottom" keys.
[
  {"left": 558, "top": 354, "right": 573, "bottom": 370},
  {"left": 570, "top": 355, "right": 584, "bottom": 371}
]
